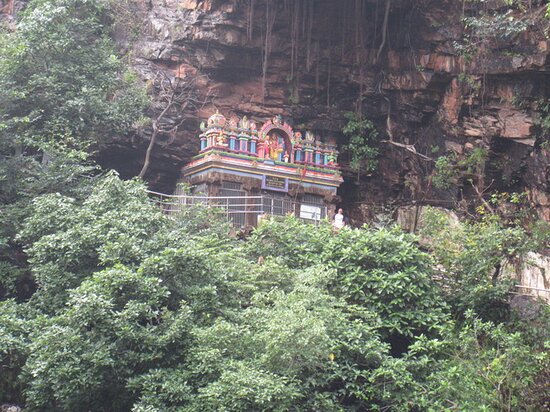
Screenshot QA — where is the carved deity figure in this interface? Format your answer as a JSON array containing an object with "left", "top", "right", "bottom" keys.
[
  {"left": 264, "top": 133, "right": 283, "bottom": 160},
  {"left": 239, "top": 116, "right": 250, "bottom": 129},
  {"left": 326, "top": 152, "right": 337, "bottom": 165},
  {"left": 215, "top": 132, "right": 227, "bottom": 147}
]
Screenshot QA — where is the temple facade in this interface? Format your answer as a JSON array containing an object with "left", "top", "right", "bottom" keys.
[{"left": 179, "top": 111, "right": 343, "bottom": 227}]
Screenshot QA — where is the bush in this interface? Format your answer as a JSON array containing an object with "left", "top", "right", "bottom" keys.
[
  {"left": 23, "top": 267, "right": 193, "bottom": 411},
  {"left": 18, "top": 172, "right": 167, "bottom": 311},
  {"left": 1, "top": 182, "right": 547, "bottom": 411},
  {"left": 420, "top": 207, "right": 529, "bottom": 322}
]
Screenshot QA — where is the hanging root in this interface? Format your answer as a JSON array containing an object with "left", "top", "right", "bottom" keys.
[
  {"left": 261, "top": 0, "right": 276, "bottom": 101},
  {"left": 376, "top": 0, "right": 391, "bottom": 62},
  {"left": 376, "top": 71, "right": 428, "bottom": 160},
  {"left": 383, "top": 95, "right": 393, "bottom": 141},
  {"left": 247, "top": 0, "right": 255, "bottom": 42}
]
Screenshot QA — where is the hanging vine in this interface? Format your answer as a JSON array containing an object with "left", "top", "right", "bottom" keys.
[
  {"left": 289, "top": 0, "right": 301, "bottom": 83},
  {"left": 252, "top": 0, "right": 388, "bottom": 108},
  {"left": 247, "top": 0, "right": 255, "bottom": 42},
  {"left": 355, "top": 0, "right": 362, "bottom": 53},
  {"left": 340, "top": 0, "right": 347, "bottom": 60},
  {"left": 261, "top": 0, "right": 276, "bottom": 101},
  {"left": 377, "top": 0, "right": 391, "bottom": 62}
]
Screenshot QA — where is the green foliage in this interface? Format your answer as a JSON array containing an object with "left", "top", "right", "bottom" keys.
[
  {"left": 0, "top": 1, "right": 546, "bottom": 408},
  {"left": 244, "top": 215, "right": 332, "bottom": 268},
  {"left": 193, "top": 361, "right": 301, "bottom": 412},
  {"left": 420, "top": 207, "right": 528, "bottom": 321},
  {"left": 432, "top": 154, "right": 459, "bottom": 190},
  {"left": 422, "top": 312, "right": 548, "bottom": 411},
  {"left": 463, "top": 10, "right": 529, "bottom": 40},
  {"left": 105, "top": 0, "right": 148, "bottom": 42},
  {"left": 456, "top": 3, "right": 531, "bottom": 59},
  {"left": 454, "top": 3, "right": 534, "bottom": 86},
  {"left": 528, "top": 219, "right": 550, "bottom": 251},
  {"left": 23, "top": 266, "right": 193, "bottom": 411},
  {"left": 247, "top": 218, "right": 448, "bottom": 338},
  {"left": 0, "top": 0, "right": 147, "bottom": 304},
  {"left": 535, "top": 98, "right": 550, "bottom": 150},
  {"left": 463, "top": 146, "right": 488, "bottom": 173},
  {"left": 138, "top": 243, "right": 243, "bottom": 319},
  {"left": 18, "top": 172, "right": 167, "bottom": 311},
  {"left": 128, "top": 368, "right": 194, "bottom": 412},
  {"left": 0, "top": 176, "right": 547, "bottom": 411},
  {"left": 342, "top": 112, "right": 379, "bottom": 174},
  {"left": 432, "top": 148, "right": 487, "bottom": 190},
  {"left": 0, "top": 300, "right": 35, "bottom": 404},
  {"left": 457, "top": 72, "right": 480, "bottom": 91},
  {"left": 489, "top": 191, "right": 527, "bottom": 206},
  {"left": 181, "top": 265, "right": 388, "bottom": 411},
  {"left": 321, "top": 226, "right": 449, "bottom": 339},
  {"left": 0, "top": 0, "right": 146, "bottom": 158}
]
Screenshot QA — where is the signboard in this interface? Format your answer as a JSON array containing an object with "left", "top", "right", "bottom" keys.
[
  {"left": 262, "top": 175, "right": 288, "bottom": 192},
  {"left": 300, "top": 204, "right": 322, "bottom": 221}
]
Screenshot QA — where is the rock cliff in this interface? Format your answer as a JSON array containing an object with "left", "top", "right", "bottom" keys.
[{"left": 4, "top": 0, "right": 550, "bottom": 222}]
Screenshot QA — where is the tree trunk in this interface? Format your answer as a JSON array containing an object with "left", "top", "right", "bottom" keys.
[{"left": 138, "top": 123, "right": 159, "bottom": 179}]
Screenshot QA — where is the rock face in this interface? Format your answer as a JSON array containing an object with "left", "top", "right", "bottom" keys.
[
  {"left": 4, "top": 0, "right": 549, "bottom": 219},
  {"left": 503, "top": 252, "right": 550, "bottom": 303}
]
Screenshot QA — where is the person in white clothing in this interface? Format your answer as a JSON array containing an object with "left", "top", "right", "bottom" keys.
[{"left": 332, "top": 208, "right": 347, "bottom": 231}]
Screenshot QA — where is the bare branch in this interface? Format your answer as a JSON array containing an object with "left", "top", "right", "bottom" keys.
[
  {"left": 470, "top": 179, "right": 495, "bottom": 214},
  {"left": 380, "top": 139, "right": 435, "bottom": 162},
  {"left": 138, "top": 70, "right": 211, "bottom": 179}
]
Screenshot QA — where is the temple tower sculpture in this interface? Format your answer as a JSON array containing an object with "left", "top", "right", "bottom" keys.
[{"left": 179, "top": 111, "right": 343, "bottom": 227}]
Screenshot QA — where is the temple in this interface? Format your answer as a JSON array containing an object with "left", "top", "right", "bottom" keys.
[{"left": 178, "top": 111, "right": 343, "bottom": 227}]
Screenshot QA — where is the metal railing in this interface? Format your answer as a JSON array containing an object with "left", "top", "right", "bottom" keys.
[{"left": 147, "top": 190, "right": 327, "bottom": 227}]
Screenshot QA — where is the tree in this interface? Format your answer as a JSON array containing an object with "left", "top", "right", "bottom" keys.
[
  {"left": 342, "top": 111, "right": 380, "bottom": 177},
  {"left": 320, "top": 225, "right": 449, "bottom": 342},
  {"left": 418, "top": 312, "right": 548, "bottom": 411},
  {"left": 247, "top": 217, "right": 448, "bottom": 342},
  {"left": 23, "top": 266, "right": 193, "bottom": 411},
  {"left": 2, "top": 198, "right": 548, "bottom": 410},
  {"left": 138, "top": 71, "right": 208, "bottom": 178},
  {"left": 0, "top": 299, "right": 33, "bottom": 405},
  {"left": 0, "top": 0, "right": 146, "bottom": 158},
  {"left": 18, "top": 172, "right": 167, "bottom": 312},
  {"left": 244, "top": 214, "right": 332, "bottom": 269},
  {"left": 0, "top": 0, "right": 146, "bottom": 302},
  {"left": 420, "top": 207, "right": 529, "bottom": 322}
]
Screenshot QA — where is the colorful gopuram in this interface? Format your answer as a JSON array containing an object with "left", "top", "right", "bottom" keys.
[{"left": 180, "top": 111, "right": 343, "bottom": 227}]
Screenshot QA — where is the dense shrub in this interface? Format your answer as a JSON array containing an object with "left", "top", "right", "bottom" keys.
[{"left": 0, "top": 179, "right": 547, "bottom": 411}]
